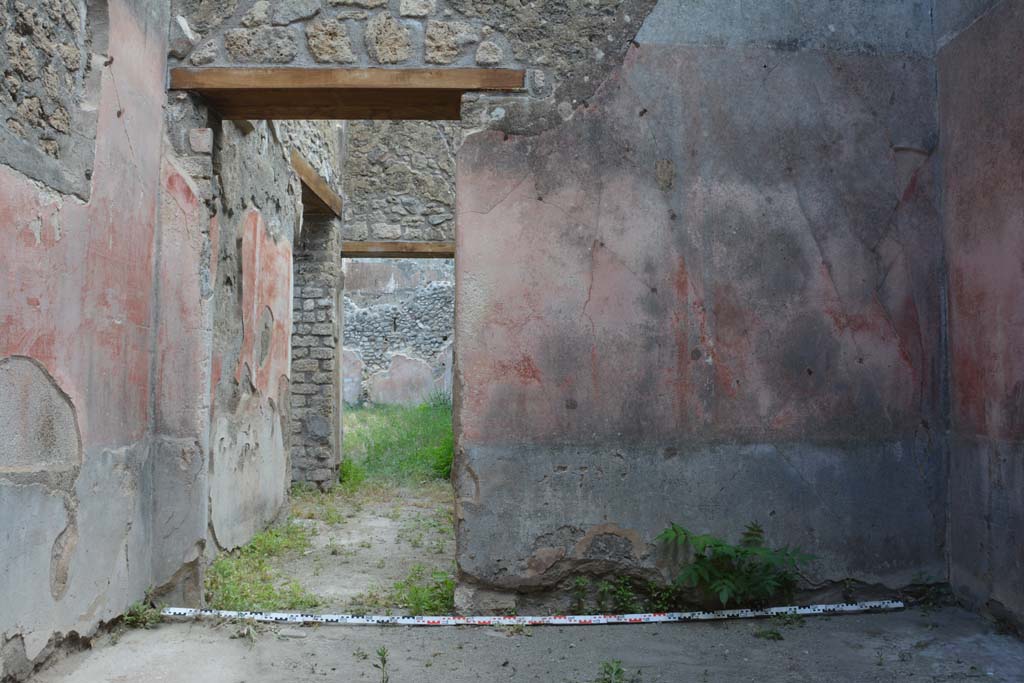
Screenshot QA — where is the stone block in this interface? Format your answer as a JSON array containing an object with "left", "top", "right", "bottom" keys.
[
  {"left": 293, "top": 358, "right": 319, "bottom": 372},
  {"left": 425, "top": 20, "right": 479, "bottom": 64},
  {"left": 168, "top": 15, "right": 199, "bottom": 59},
  {"left": 306, "top": 18, "right": 357, "bottom": 63},
  {"left": 188, "top": 128, "right": 213, "bottom": 154},
  {"left": 225, "top": 27, "right": 298, "bottom": 63},
  {"left": 399, "top": 0, "right": 434, "bottom": 17},
  {"left": 189, "top": 40, "right": 219, "bottom": 65},
  {"left": 364, "top": 12, "right": 411, "bottom": 64},
  {"left": 475, "top": 40, "right": 503, "bottom": 66},
  {"left": 240, "top": 0, "right": 271, "bottom": 27},
  {"left": 273, "top": 0, "right": 321, "bottom": 25}
]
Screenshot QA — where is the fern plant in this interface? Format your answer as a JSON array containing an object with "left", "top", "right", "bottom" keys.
[{"left": 657, "top": 522, "right": 813, "bottom": 607}]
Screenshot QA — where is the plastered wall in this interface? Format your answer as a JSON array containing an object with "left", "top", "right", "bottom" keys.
[
  {"left": 1, "top": 2, "right": 309, "bottom": 676},
  {"left": 1, "top": 1, "right": 171, "bottom": 677},
  {"left": 938, "top": 0, "right": 1024, "bottom": 630},
  {"left": 454, "top": 0, "right": 949, "bottom": 608}
]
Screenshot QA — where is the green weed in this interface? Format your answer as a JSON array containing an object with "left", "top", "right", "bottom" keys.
[
  {"left": 595, "top": 660, "right": 641, "bottom": 683},
  {"left": 753, "top": 628, "right": 784, "bottom": 641},
  {"left": 657, "top": 521, "right": 813, "bottom": 607},
  {"left": 373, "top": 646, "right": 391, "bottom": 683},
  {"left": 123, "top": 600, "right": 162, "bottom": 629},
  {"left": 389, "top": 564, "right": 455, "bottom": 615},
  {"left": 205, "top": 522, "right": 320, "bottom": 611},
  {"left": 571, "top": 576, "right": 591, "bottom": 613}
]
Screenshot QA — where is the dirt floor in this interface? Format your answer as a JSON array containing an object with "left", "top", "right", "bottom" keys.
[
  {"left": 34, "top": 607, "right": 1024, "bottom": 682},
  {"left": 30, "top": 484, "right": 1024, "bottom": 682},
  {"left": 287, "top": 482, "right": 455, "bottom": 614}
]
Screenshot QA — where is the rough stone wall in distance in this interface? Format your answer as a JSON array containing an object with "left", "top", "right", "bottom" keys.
[
  {"left": 291, "top": 217, "right": 342, "bottom": 488},
  {"left": 343, "top": 258, "right": 453, "bottom": 405}
]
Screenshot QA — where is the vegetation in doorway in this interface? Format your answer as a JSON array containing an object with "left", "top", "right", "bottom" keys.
[
  {"left": 341, "top": 391, "right": 453, "bottom": 490},
  {"left": 657, "top": 521, "right": 813, "bottom": 607},
  {"left": 205, "top": 521, "right": 320, "bottom": 611}
]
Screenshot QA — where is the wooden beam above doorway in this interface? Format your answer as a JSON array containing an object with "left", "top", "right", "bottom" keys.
[
  {"left": 290, "top": 149, "right": 343, "bottom": 218},
  {"left": 168, "top": 67, "right": 526, "bottom": 120},
  {"left": 342, "top": 241, "right": 455, "bottom": 259}
]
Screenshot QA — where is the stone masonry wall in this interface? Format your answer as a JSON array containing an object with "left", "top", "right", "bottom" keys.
[
  {"left": 0, "top": 0, "right": 106, "bottom": 197},
  {"left": 343, "top": 258, "right": 453, "bottom": 405},
  {"left": 168, "top": 0, "right": 661, "bottom": 136},
  {"left": 342, "top": 120, "right": 458, "bottom": 241},
  {"left": 290, "top": 217, "right": 343, "bottom": 488}
]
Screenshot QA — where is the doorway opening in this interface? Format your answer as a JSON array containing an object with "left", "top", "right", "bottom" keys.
[{"left": 204, "top": 116, "right": 460, "bottom": 618}]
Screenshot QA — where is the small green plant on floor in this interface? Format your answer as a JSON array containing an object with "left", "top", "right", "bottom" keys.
[
  {"left": 389, "top": 564, "right": 455, "bottom": 615},
  {"left": 595, "top": 660, "right": 641, "bottom": 683},
  {"left": 373, "top": 646, "right": 391, "bottom": 683},
  {"left": 205, "top": 522, "right": 320, "bottom": 611},
  {"left": 753, "top": 628, "right": 784, "bottom": 641},
  {"left": 571, "top": 576, "right": 591, "bottom": 613},
  {"left": 643, "top": 580, "right": 683, "bottom": 613},
  {"left": 594, "top": 577, "right": 641, "bottom": 613},
  {"left": 657, "top": 521, "right": 813, "bottom": 607},
  {"left": 123, "top": 600, "right": 162, "bottom": 629}
]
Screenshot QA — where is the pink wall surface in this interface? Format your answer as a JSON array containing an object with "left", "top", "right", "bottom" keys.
[
  {"left": 454, "top": 38, "right": 947, "bottom": 595},
  {"left": 940, "top": 0, "right": 1024, "bottom": 628},
  {"left": 0, "top": 1, "right": 166, "bottom": 450}
]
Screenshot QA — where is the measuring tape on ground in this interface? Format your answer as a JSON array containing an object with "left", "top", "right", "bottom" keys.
[{"left": 162, "top": 599, "right": 904, "bottom": 626}]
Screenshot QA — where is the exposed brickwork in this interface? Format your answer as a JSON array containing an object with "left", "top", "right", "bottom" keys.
[{"left": 290, "top": 216, "right": 342, "bottom": 488}]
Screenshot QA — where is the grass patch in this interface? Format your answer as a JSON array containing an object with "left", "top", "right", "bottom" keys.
[
  {"left": 205, "top": 522, "right": 321, "bottom": 611},
  {"left": 123, "top": 600, "right": 163, "bottom": 629},
  {"left": 348, "top": 564, "right": 456, "bottom": 616},
  {"left": 389, "top": 564, "right": 455, "bottom": 615},
  {"left": 342, "top": 394, "right": 453, "bottom": 489}
]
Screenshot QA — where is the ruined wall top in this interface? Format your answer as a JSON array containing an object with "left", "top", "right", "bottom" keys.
[
  {"left": 167, "top": 0, "right": 660, "bottom": 135},
  {"left": 1, "top": 0, "right": 108, "bottom": 197}
]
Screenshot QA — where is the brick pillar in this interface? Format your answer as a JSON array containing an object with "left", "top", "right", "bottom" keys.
[{"left": 290, "top": 216, "right": 342, "bottom": 488}]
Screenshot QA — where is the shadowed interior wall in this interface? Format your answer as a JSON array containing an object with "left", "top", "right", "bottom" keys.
[
  {"left": 455, "top": 0, "right": 947, "bottom": 603},
  {"left": 938, "top": 0, "right": 1024, "bottom": 629}
]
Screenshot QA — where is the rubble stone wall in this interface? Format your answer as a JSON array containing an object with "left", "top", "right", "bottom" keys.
[{"left": 342, "top": 258, "right": 453, "bottom": 405}]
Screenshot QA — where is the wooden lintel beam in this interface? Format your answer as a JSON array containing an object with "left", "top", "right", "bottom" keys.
[
  {"left": 168, "top": 67, "right": 525, "bottom": 120},
  {"left": 170, "top": 67, "right": 525, "bottom": 91},
  {"left": 342, "top": 241, "right": 455, "bottom": 259},
  {"left": 290, "top": 149, "right": 343, "bottom": 218}
]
